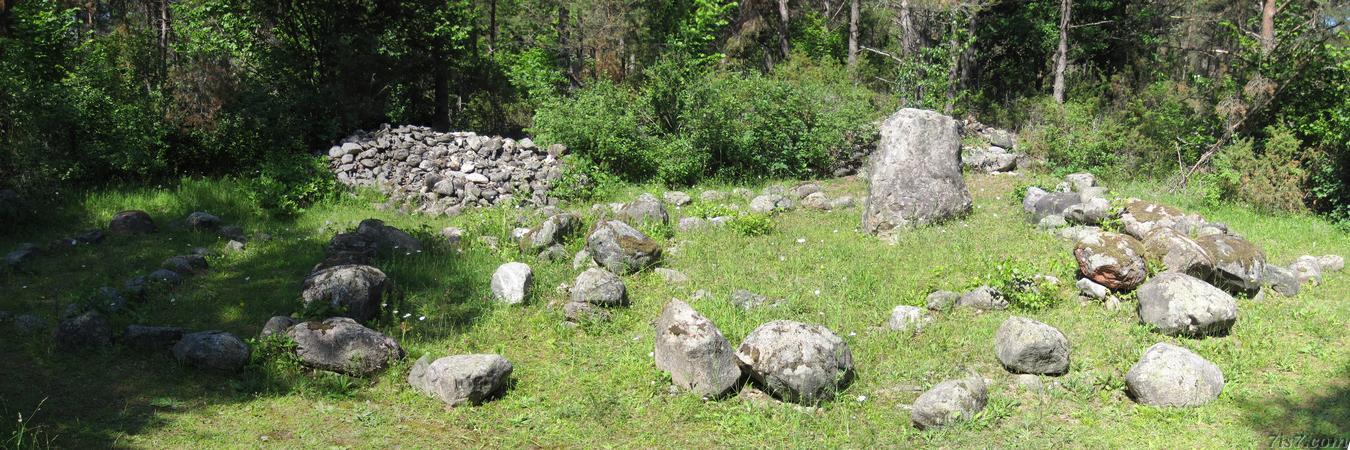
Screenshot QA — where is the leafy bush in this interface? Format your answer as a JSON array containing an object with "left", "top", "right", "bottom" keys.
[
  {"left": 1206, "top": 126, "right": 1309, "bottom": 213},
  {"left": 684, "top": 202, "right": 735, "bottom": 219},
  {"left": 244, "top": 155, "right": 338, "bottom": 217},
  {"left": 981, "top": 259, "right": 1061, "bottom": 311},
  {"left": 548, "top": 156, "right": 623, "bottom": 202},
  {"left": 727, "top": 213, "right": 775, "bottom": 236},
  {"left": 532, "top": 56, "right": 878, "bottom": 186},
  {"left": 1019, "top": 97, "right": 1131, "bottom": 176}
]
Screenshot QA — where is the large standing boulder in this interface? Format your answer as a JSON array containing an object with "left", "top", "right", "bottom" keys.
[
  {"left": 287, "top": 317, "right": 404, "bottom": 376},
  {"left": 619, "top": 193, "right": 669, "bottom": 226},
  {"left": 861, "top": 109, "right": 972, "bottom": 234},
  {"left": 519, "top": 213, "right": 582, "bottom": 254},
  {"left": 408, "top": 354, "right": 513, "bottom": 406},
  {"left": 1194, "top": 234, "right": 1266, "bottom": 296},
  {"left": 1074, "top": 232, "right": 1148, "bottom": 291},
  {"left": 1141, "top": 228, "right": 1214, "bottom": 279},
  {"left": 109, "top": 210, "right": 157, "bottom": 235},
  {"left": 1136, "top": 272, "right": 1237, "bottom": 337},
  {"left": 911, "top": 375, "right": 989, "bottom": 429},
  {"left": 172, "top": 331, "right": 250, "bottom": 372},
  {"left": 586, "top": 220, "right": 662, "bottom": 275},
  {"left": 490, "top": 262, "right": 533, "bottom": 305},
  {"left": 994, "top": 317, "right": 1071, "bottom": 376},
  {"left": 654, "top": 300, "right": 741, "bottom": 398},
  {"left": 301, "top": 265, "right": 389, "bottom": 323},
  {"left": 570, "top": 268, "right": 627, "bottom": 306},
  {"left": 54, "top": 310, "right": 113, "bottom": 350},
  {"left": 1125, "top": 343, "right": 1224, "bottom": 407},
  {"left": 735, "top": 320, "right": 854, "bottom": 404}
]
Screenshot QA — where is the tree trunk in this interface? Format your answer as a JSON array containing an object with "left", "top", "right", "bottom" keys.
[
  {"left": 960, "top": 5, "right": 979, "bottom": 92},
  {"left": 1052, "top": 0, "right": 1071, "bottom": 104},
  {"left": 489, "top": 0, "right": 498, "bottom": 55},
  {"left": 847, "top": 0, "right": 858, "bottom": 69},
  {"left": 776, "top": 0, "right": 791, "bottom": 59},
  {"left": 1259, "top": 0, "right": 1276, "bottom": 55},
  {"left": 434, "top": 46, "right": 450, "bottom": 131},
  {"left": 899, "top": 0, "right": 915, "bottom": 57},
  {"left": 945, "top": 19, "right": 960, "bottom": 114},
  {"left": 1, "top": 0, "right": 17, "bottom": 37}
]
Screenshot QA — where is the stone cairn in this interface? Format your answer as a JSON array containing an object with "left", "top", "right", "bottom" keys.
[{"left": 326, "top": 125, "right": 566, "bottom": 216}]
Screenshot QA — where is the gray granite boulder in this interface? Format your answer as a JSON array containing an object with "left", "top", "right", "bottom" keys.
[
  {"left": 570, "top": 268, "right": 627, "bottom": 306},
  {"left": 172, "top": 331, "right": 250, "bottom": 372},
  {"left": 408, "top": 354, "right": 513, "bottom": 406},
  {"left": 994, "top": 317, "right": 1070, "bottom": 375},
  {"left": 911, "top": 375, "right": 988, "bottom": 429},
  {"left": 1125, "top": 343, "right": 1224, "bottom": 407},
  {"left": 301, "top": 265, "right": 389, "bottom": 322},
  {"left": 1074, "top": 232, "right": 1148, "bottom": 291},
  {"left": 654, "top": 300, "right": 741, "bottom": 398},
  {"left": 1136, "top": 272, "right": 1237, "bottom": 337},
  {"left": 287, "top": 317, "right": 404, "bottom": 376},
  {"left": 735, "top": 320, "right": 854, "bottom": 404},
  {"left": 862, "top": 109, "right": 971, "bottom": 234},
  {"left": 586, "top": 220, "right": 661, "bottom": 275}
]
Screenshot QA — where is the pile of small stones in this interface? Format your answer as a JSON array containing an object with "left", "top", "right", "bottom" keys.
[{"left": 325, "top": 125, "right": 565, "bottom": 215}]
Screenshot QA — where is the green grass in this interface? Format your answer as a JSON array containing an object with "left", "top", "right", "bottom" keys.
[{"left": 1, "top": 173, "right": 1347, "bottom": 448}]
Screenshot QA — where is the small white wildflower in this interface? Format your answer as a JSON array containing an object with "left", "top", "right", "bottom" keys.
[
  {"left": 403, "top": 313, "right": 411, "bottom": 319},
  {"left": 848, "top": 332, "right": 857, "bottom": 337},
  {"left": 393, "top": 310, "right": 399, "bottom": 315},
  {"left": 833, "top": 229, "right": 839, "bottom": 233},
  {"left": 779, "top": 255, "right": 786, "bottom": 261},
  {"left": 418, "top": 316, "right": 426, "bottom": 321},
  {"left": 857, "top": 395, "right": 867, "bottom": 402},
  {"left": 814, "top": 289, "right": 821, "bottom": 296},
  {"left": 648, "top": 352, "right": 654, "bottom": 358},
  {"left": 796, "top": 238, "right": 806, "bottom": 244},
  {"left": 381, "top": 303, "right": 388, "bottom": 308}
]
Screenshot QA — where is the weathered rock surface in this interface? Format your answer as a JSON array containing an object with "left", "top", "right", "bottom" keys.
[
  {"left": 911, "top": 375, "right": 988, "bottom": 429},
  {"left": 1141, "top": 228, "right": 1214, "bottom": 279},
  {"left": 1195, "top": 234, "right": 1266, "bottom": 296},
  {"left": 1126, "top": 343, "right": 1224, "bottom": 407},
  {"left": 408, "top": 354, "right": 513, "bottom": 406},
  {"left": 287, "top": 317, "right": 404, "bottom": 376},
  {"left": 887, "top": 305, "right": 932, "bottom": 333},
  {"left": 520, "top": 213, "right": 581, "bottom": 254},
  {"left": 261, "top": 316, "right": 298, "bottom": 337},
  {"left": 122, "top": 325, "right": 185, "bottom": 350},
  {"left": 301, "top": 265, "right": 389, "bottom": 322},
  {"left": 994, "top": 317, "right": 1070, "bottom": 375},
  {"left": 491, "top": 262, "right": 533, "bottom": 305},
  {"left": 172, "top": 331, "right": 250, "bottom": 372},
  {"left": 586, "top": 220, "right": 661, "bottom": 275},
  {"left": 926, "top": 290, "right": 960, "bottom": 312},
  {"left": 1074, "top": 232, "right": 1148, "bottom": 291},
  {"left": 110, "top": 210, "right": 156, "bottom": 234},
  {"left": 957, "top": 286, "right": 1008, "bottom": 310},
  {"left": 186, "top": 211, "right": 222, "bottom": 230},
  {"left": 735, "top": 320, "right": 854, "bottom": 404},
  {"left": 1136, "top": 272, "right": 1237, "bottom": 337},
  {"left": 862, "top": 109, "right": 971, "bottom": 234},
  {"left": 54, "top": 310, "right": 113, "bottom": 350},
  {"left": 654, "top": 300, "right": 741, "bottom": 398},
  {"left": 619, "top": 193, "right": 670, "bottom": 226},
  {"left": 570, "top": 268, "right": 627, "bottom": 306}
]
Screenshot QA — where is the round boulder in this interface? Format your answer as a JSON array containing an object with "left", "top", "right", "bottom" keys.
[
  {"left": 301, "top": 264, "right": 389, "bottom": 323},
  {"left": 54, "top": 310, "right": 113, "bottom": 350},
  {"left": 654, "top": 299, "right": 741, "bottom": 398},
  {"left": 172, "top": 331, "right": 250, "bottom": 372},
  {"left": 1136, "top": 272, "right": 1237, "bottom": 337},
  {"left": 887, "top": 305, "right": 932, "bottom": 333},
  {"left": 570, "top": 268, "right": 627, "bottom": 306},
  {"left": 735, "top": 320, "right": 854, "bottom": 404},
  {"left": 1125, "top": 343, "right": 1224, "bottom": 407},
  {"left": 490, "top": 262, "right": 533, "bottom": 305},
  {"left": 1074, "top": 232, "right": 1148, "bottom": 291},
  {"left": 911, "top": 375, "right": 989, "bottom": 429},
  {"left": 1194, "top": 234, "right": 1266, "bottom": 296},
  {"left": 619, "top": 193, "right": 669, "bottom": 226},
  {"left": 1141, "top": 227, "right": 1214, "bottom": 279},
  {"left": 109, "top": 210, "right": 156, "bottom": 235},
  {"left": 586, "top": 220, "right": 661, "bottom": 275},
  {"left": 520, "top": 213, "right": 581, "bottom": 254},
  {"left": 994, "top": 316, "right": 1070, "bottom": 376},
  {"left": 287, "top": 317, "right": 405, "bottom": 376},
  {"left": 408, "top": 354, "right": 513, "bottom": 406},
  {"left": 185, "top": 211, "right": 222, "bottom": 230}
]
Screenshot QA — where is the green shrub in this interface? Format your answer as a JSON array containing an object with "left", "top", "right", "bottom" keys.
[
  {"left": 244, "top": 155, "right": 338, "bottom": 217},
  {"left": 728, "top": 213, "right": 775, "bottom": 236},
  {"left": 684, "top": 202, "right": 735, "bottom": 219},
  {"left": 1019, "top": 97, "right": 1131, "bottom": 176},
  {"left": 548, "top": 156, "right": 623, "bottom": 202},
  {"left": 1206, "top": 126, "right": 1309, "bottom": 213},
  {"left": 531, "top": 81, "right": 658, "bottom": 182}
]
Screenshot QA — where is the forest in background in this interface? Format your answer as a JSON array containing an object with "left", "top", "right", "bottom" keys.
[{"left": 0, "top": 0, "right": 1346, "bottom": 223}]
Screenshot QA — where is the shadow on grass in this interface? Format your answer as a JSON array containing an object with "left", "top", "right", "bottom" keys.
[
  {"left": 0, "top": 179, "right": 492, "bottom": 446},
  {"left": 1236, "top": 362, "right": 1350, "bottom": 448}
]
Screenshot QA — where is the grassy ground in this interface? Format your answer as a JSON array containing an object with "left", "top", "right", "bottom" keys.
[{"left": 1, "top": 172, "right": 1347, "bottom": 448}]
